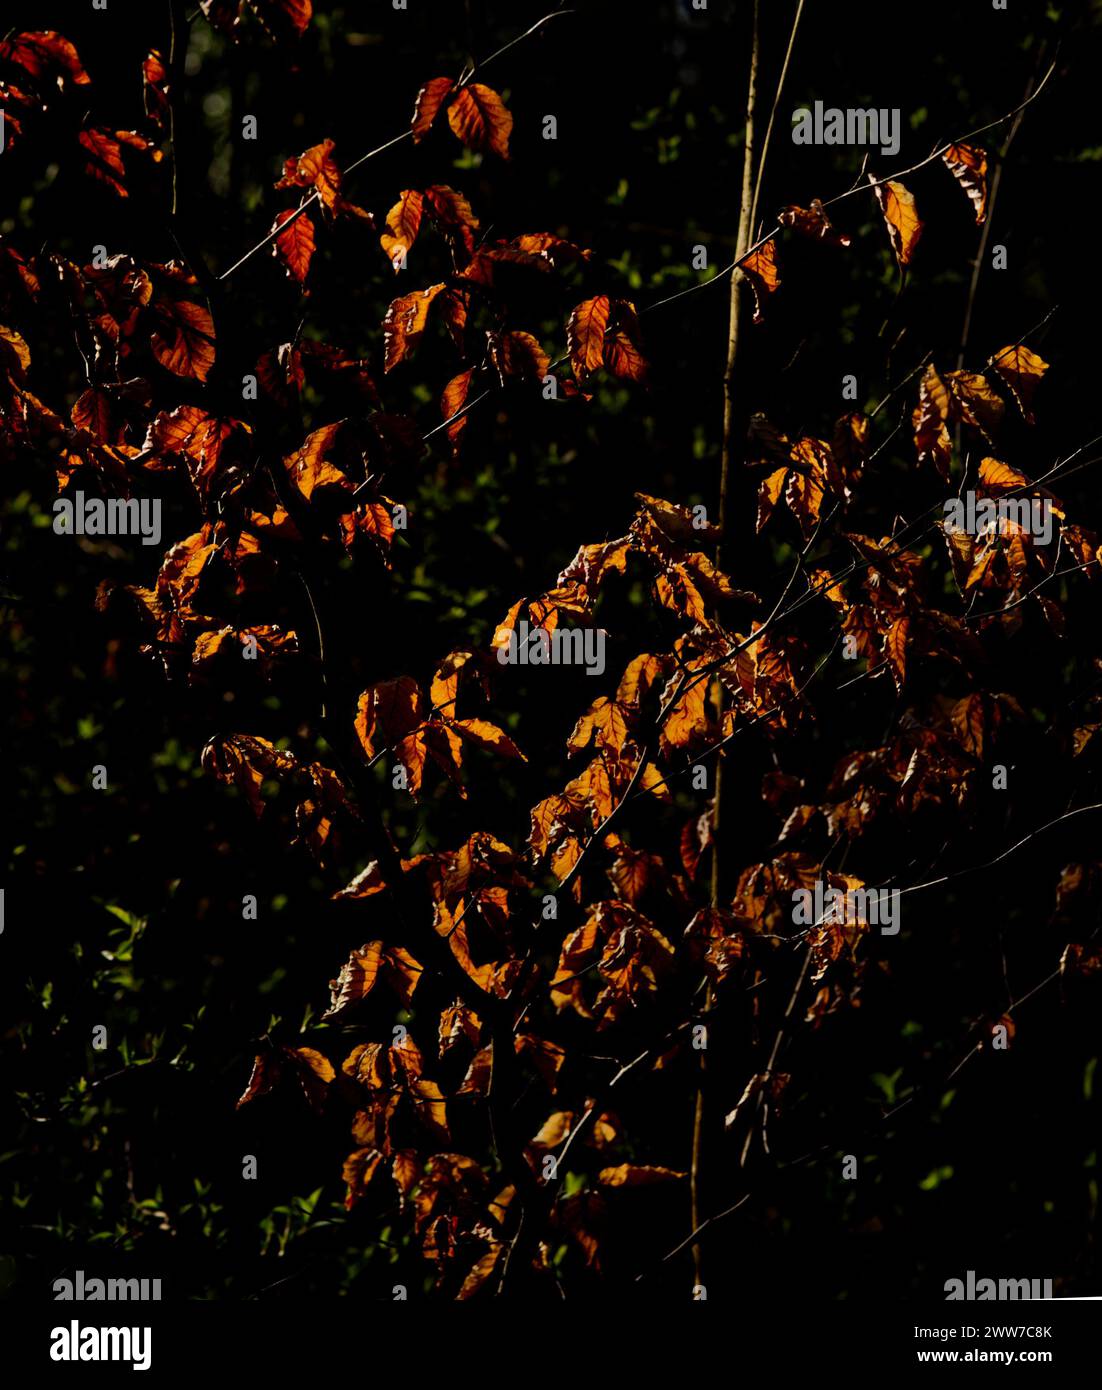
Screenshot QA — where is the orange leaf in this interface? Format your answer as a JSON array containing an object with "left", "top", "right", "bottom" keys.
[
  {"left": 411, "top": 77, "right": 454, "bottom": 142},
  {"left": 271, "top": 208, "right": 316, "bottom": 284},
  {"left": 325, "top": 942, "right": 385, "bottom": 1018},
  {"left": 275, "top": 138, "right": 341, "bottom": 213},
  {"left": 883, "top": 616, "right": 909, "bottom": 693},
  {"left": 201, "top": 733, "right": 296, "bottom": 817},
  {"left": 284, "top": 421, "right": 348, "bottom": 499},
  {"left": 342, "top": 1148, "right": 384, "bottom": 1209},
  {"left": 942, "top": 143, "right": 987, "bottom": 224},
  {"left": 423, "top": 185, "right": 481, "bottom": 256},
  {"left": 912, "top": 364, "right": 952, "bottom": 481},
  {"left": 441, "top": 369, "right": 475, "bottom": 452},
  {"left": 489, "top": 330, "right": 549, "bottom": 383},
  {"left": 453, "top": 717, "right": 527, "bottom": 761},
  {"left": 151, "top": 299, "right": 216, "bottom": 382},
  {"left": 870, "top": 176, "right": 923, "bottom": 267},
  {"left": 740, "top": 239, "right": 781, "bottom": 323},
  {"left": 143, "top": 48, "right": 170, "bottom": 126},
  {"left": 951, "top": 693, "right": 989, "bottom": 758},
  {"left": 382, "top": 283, "right": 445, "bottom": 372},
  {"left": 332, "top": 862, "right": 388, "bottom": 901},
  {"left": 380, "top": 189, "right": 423, "bottom": 271},
  {"left": 0, "top": 324, "right": 32, "bottom": 379},
  {"left": 990, "top": 344, "right": 1049, "bottom": 425},
  {"left": 945, "top": 369, "right": 1004, "bottom": 441},
  {"left": 355, "top": 676, "right": 425, "bottom": 758},
  {"left": 605, "top": 300, "right": 647, "bottom": 383},
  {"left": 977, "top": 456, "right": 1030, "bottom": 494},
  {"left": 566, "top": 295, "right": 610, "bottom": 384},
  {"left": 447, "top": 83, "right": 512, "bottom": 159}
]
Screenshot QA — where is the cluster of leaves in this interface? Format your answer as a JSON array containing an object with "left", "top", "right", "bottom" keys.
[{"left": 4, "top": 6, "right": 1102, "bottom": 1300}]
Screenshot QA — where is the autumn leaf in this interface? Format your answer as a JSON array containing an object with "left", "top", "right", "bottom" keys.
[
  {"left": 143, "top": 49, "right": 170, "bottom": 126},
  {"left": 512, "top": 232, "right": 593, "bottom": 267},
  {"left": 457, "top": 1246, "right": 502, "bottom": 1299},
  {"left": 566, "top": 295, "right": 610, "bottom": 385},
  {"left": 411, "top": 76, "right": 454, "bottom": 141},
  {"left": 605, "top": 300, "right": 648, "bottom": 383},
  {"left": 489, "top": 330, "right": 550, "bottom": 384},
  {"left": 446, "top": 83, "right": 512, "bottom": 159},
  {"left": 951, "top": 693, "right": 991, "bottom": 759},
  {"left": 990, "top": 344, "right": 1049, "bottom": 425},
  {"left": 331, "top": 861, "right": 387, "bottom": 901},
  {"left": 441, "top": 369, "right": 475, "bottom": 451},
  {"left": 271, "top": 208, "right": 316, "bottom": 284},
  {"left": 598, "top": 1163, "right": 686, "bottom": 1187},
  {"left": 284, "top": 421, "right": 349, "bottom": 499},
  {"left": 150, "top": 298, "right": 216, "bottom": 381},
  {"left": 382, "top": 283, "right": 445, "bottom": 371},
  {"left": 883, "top": 616, "right": 909, "bottom": 693},
  {"left": 568, "top": 697, "right": 631, "bottom": 757},
  {"left": 342, "top": 1148, "right": 384, "bottom": 1210},
  {"left": 784, "top": 449, "right": 827, "bottom": 542},
  {"left": 245, "top": 0, "right": 313, "bottom": 40},
  {"left": 945, "top": 369, "right": 1004, "bottom": 441},
  {"left": 942, "top": 143, "right": 987, "bottom": 224},
  {"left": 453, "top": 717, "right": 527, "bottom": 762},
  {"left": 977, "top": 456, "right": 1030, "bottom": 494},
  {"left": 870, "top": 176, "right": 923, "bottom": 267},
  {"left": 423, "top": 185, "right": 481, "bottom": 254},
  {"left": 79, "top": 128, "right": 162, "bottom": 199},
  {"left": 324, "top": 942, "right": 384, "bottom": 1018},
  {"left": 778, "top": 200, "right": 850, "bottom": 247},
  {"left": 0, "top": 324, "right": 31, "bottom": 380},
  {"left": 740, "top": 239, "right": 781, "bottom": 323},
  {"left": 0, "top": 31, "right": 91, "bottom": 88},
  {"left": 72, "top": 388, "right": 117, "bottom": 443},
  {"left": 756, "top": 467, "right": 789, "bottom": 532},
  {"left": 380, "top": 190, "right": 423, "bottom": 270},
  {"left": 275, "top": 138, "right": 342, "bottom": 214},
  {"left": 201, "top": 733, "right": 297, "bottom": 816},
  {"left": 286, "top": 1046, "right": 335, "bottom": 1110},
  {"left": 355, "top": 676, "right": 425, "bottom": 759},
  {"left": 912, "top": 363, "right": 952, "bottom": 481}
]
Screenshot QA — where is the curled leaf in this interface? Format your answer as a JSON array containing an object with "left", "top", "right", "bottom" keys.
[
  {"left": 870, "top": 176, "right": 923, "bottom": 267},
  {"left": 942, "top": 143, "right": 987, "bottom": 224}
]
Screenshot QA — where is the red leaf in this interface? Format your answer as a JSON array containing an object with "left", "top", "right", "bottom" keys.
[
  {"left": 0, "top": 31, "right": 91, "bottom": 88},
  {"left": 271, "top": 208, "right": 316, "bottom": 284}
]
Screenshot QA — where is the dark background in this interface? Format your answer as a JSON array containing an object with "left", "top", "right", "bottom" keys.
[{"left": 2, "top": 0, "right": 1101, "bottom": 1300}]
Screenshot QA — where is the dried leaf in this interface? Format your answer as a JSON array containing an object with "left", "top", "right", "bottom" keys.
[
  {"left": 271, "top": 208, "right": 316, "bottom": 284},
  {"left": 942, "top": 143, "right": 987, "bottom": 224},
  {"left": 870, "top": 176, "right": 923, "bottom": 267},
  {"left": 447, "top": 83, "right": 512, "bottom": 159},
  {"left": 412, "top": 77, "right": 454, "bottom": 142},
  {"left": 566, "top": 295, "right": 610, "bottom": 385},
  {"left": 990, "top": 344, "right": 1049, "bottom": 425}
]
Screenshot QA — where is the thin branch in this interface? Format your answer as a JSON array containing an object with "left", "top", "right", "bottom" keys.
[{"left": 748, "top": 0, "right": 805, "bottom": 235}]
